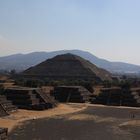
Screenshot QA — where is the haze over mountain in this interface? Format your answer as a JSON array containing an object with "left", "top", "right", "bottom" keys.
[{"left": 0, "top": 50, "right": 140, "bottom": 74}]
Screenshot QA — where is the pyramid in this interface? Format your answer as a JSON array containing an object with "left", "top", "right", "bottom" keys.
[{"left": 22, "top": 54, "right": 112, "bottom": 82}]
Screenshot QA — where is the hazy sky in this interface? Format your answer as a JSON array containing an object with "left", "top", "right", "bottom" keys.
[{"left": 0, "top": 0, "right": 140, "bottom": 65}]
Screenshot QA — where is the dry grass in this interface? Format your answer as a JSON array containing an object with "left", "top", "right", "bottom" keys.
[
  {"left": 119, "top": 120, "right": 140, "bottom": 127},
  {"left": 66, "top": 113, "right": 116, "bottom": 123}
]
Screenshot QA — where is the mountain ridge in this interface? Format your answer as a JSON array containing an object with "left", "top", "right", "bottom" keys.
[{"left": 0, "top": 50, "right": 140, "bottom": 74}]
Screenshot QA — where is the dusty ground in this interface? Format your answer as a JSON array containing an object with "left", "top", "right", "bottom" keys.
[
  {"left": 0, "top": 103, "right": 87, "bottom": 132},
  {"left": 8, "top": 104, "right": 140, "bottom": 140}
]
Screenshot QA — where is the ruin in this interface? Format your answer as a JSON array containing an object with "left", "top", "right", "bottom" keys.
[
  {"left": 92, "top": 87, "right": 140, "bottom": 107},
  {"left": 92, "top": 87, "right": 122, "bottom": 106},
  {"left": 4, "top": 87, "right": 57, "bottom": 110},
  {"left": 0, "top": 94, "right": 17, "bottom": 117},
  {"left": 53, "top": 86, "right": 92, "bottom": 103},
  {"left": 0, "top": 75, "right": 15, "bottom": 88},
  {"left": 0, "top": 128, "right": 8, "bottom": 140},
  {"left": 130, "top": 88, "right": 140, "bottom": 106}
]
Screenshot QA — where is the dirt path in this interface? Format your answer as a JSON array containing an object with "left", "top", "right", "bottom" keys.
[
  {"left": 0, "top": 103, "right": 87, "bottom": 132},
  {"left": 9, "top": 104, "right": 140, "bottom": 140}
]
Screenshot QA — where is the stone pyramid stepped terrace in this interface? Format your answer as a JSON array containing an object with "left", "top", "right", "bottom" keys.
[
  {"left": 53, "top": 86, "right": 92, "bottom": 103},
  {"left": 92, "top": 87, "right": 140, "bottom": 107},
  {"left": 0, "top": 104, "right": 7, "bottom": 117},
  {"left": 92, "top": 87, "right": 122, "bottom": 105},
  {"left": 35, "top": 88, "right": 57, "bottom": 108},
  {"left": 0, "top": 95, "right": 17, "bottom": 117},
  {"left": 4, "top": 87, "right": 57, "bottom": 110},
  {"left": 0, "top": 128, "right": 8, "bottom": 140},
  {"left": 22, "top": 53, "right": 112, "bottom": 82},
  {"left": 130, "top": 88, "right": 140, "bottom": 106}
]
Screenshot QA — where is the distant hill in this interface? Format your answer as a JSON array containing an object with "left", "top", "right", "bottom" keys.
[
  {"left": 22, "top": 53, "right": 112, "bottom": 82},
  {"left": 0, "top": 50, "right": 140, "bottom": 74}
]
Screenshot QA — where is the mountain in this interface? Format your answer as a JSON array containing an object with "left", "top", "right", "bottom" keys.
[
  {"left": 0, "top": 50, "right": 140, "bottom": 74},
  {"left": 22, "top": 53, "right": 112, "bottom": 81}
]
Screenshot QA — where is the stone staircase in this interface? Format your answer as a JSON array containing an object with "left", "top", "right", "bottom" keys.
[
  {"left": 0, "top": 128, "right": 8, "bottom": 140},
  {"left": 0, "top": 104, "right": 8, "bottom": 117},
  {"left": 36, "top": 89, "right": 57, "bottom": 108},
  {"left": 0, "top": 95, "right": 17, "bottom": 117}
]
